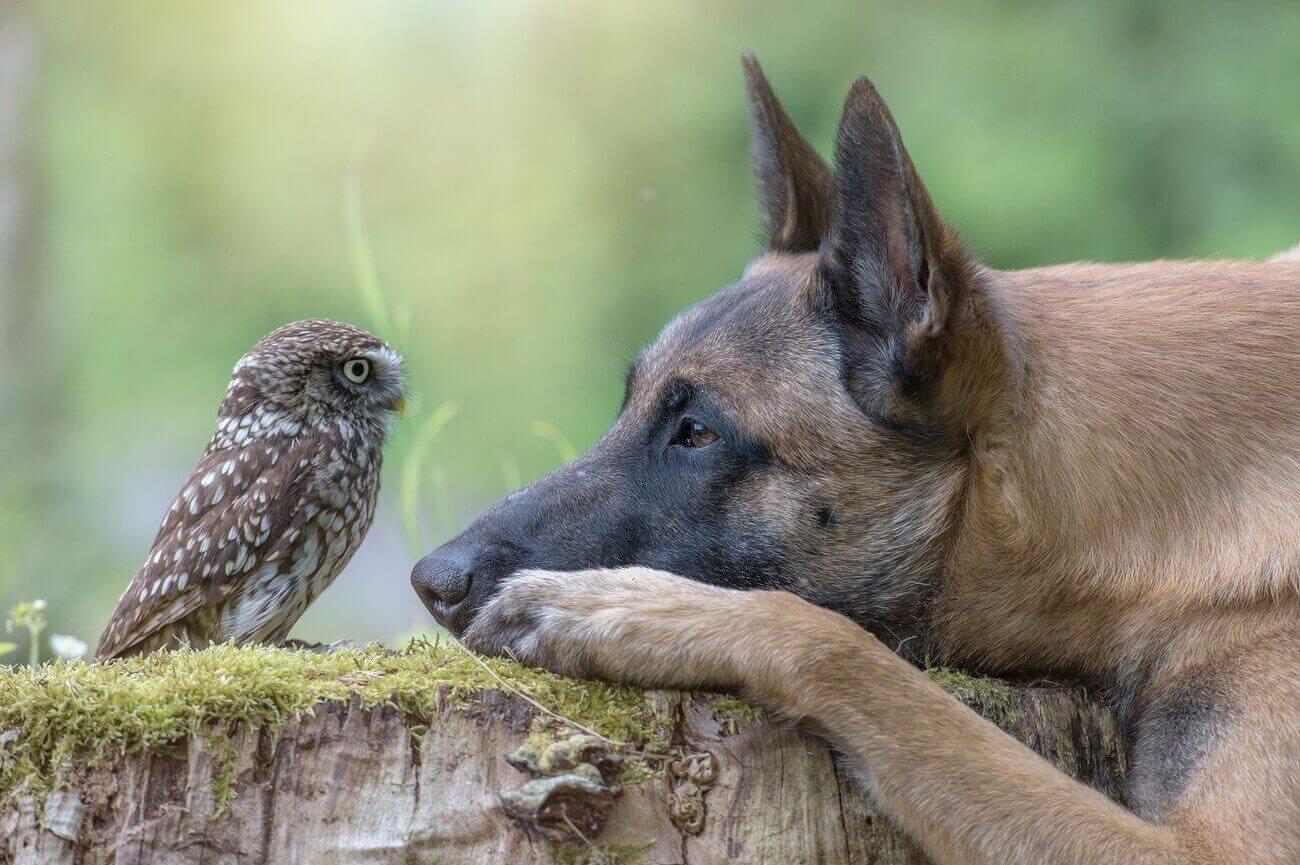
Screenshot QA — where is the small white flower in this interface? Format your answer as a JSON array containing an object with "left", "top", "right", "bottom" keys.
[
  {"left": 49, "top": 634, "right": 88, "bottom": 660},
  {"left": 31, "top": 599, "right": 47, "bottom": 611}
]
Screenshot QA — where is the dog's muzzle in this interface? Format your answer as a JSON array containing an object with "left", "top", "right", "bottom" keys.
[
  {"left": 411, "top": 442, "right": 640, "bottom": 637},
  {"left": 411, "top": 544, "right": 484, "bottom": 637},
  {"left": 411, "top": 519, "right": 541, "bottom": 637}
]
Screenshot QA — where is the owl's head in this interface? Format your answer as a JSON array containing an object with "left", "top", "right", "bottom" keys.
[{"left": 215, "top": 319, "right": 406, "bottom": 445}]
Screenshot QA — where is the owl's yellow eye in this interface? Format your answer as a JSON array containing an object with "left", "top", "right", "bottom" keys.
[{"left": 342, "top": 358, "right": 371, "bottom": 384}]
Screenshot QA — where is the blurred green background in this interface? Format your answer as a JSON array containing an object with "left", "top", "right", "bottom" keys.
[{"left": 2, "top": 0, "right": 1297, "bottom": 659}]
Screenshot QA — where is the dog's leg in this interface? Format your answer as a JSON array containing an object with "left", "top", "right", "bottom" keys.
[{"left": 466, "top": 567, "right": 1295, "bottom": 865}]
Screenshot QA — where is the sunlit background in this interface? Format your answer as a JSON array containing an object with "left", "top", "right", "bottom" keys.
[{"left": 2, "top": 0, "right": 1298, "bottom": 660}]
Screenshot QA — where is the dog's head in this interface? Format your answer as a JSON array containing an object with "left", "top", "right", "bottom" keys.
[{"left": 414, "top": 56, "right": 1008, "bottom": 645}]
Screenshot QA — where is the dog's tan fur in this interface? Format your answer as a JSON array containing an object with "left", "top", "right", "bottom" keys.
[{"left": 451, "top": 59, "right": 1299, "bottom": 864}]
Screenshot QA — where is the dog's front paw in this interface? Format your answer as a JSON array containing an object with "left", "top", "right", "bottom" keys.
[
  {"left": 458, "top": 569, "right": 573, "bottom": 670},
  {"left": 461, "top": 566, "right": 759, "bottom": 690}
]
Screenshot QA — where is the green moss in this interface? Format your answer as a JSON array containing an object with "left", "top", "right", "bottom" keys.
[
  {"left": 0, "top": 639, "right": 652, "bottom": 803},
  {"left": 550, "top": 840, "right": 653, "bottom": 865},
  {"left": 705, "top": 695, "right": 762, "bottom": 735},
  {"left": 208, "top": 730, "right": 238, "bottom": 817},
  {"left": 926, "top": 667, "right": 1022, "bottom": 728}
]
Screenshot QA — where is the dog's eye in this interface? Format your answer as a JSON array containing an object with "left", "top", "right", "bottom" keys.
[{"left": 676, "top": 418, "right": 718, "bottom": 448}]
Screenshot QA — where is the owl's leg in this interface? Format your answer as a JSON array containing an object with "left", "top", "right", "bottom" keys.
[
  {"left": 279, "top": 638, "right": 326, "bottom": 650},
  {"left": 278, "top": 638, "right": 386, "bottom": 653}
]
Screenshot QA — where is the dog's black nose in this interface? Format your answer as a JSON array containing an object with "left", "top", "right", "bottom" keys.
[
  {"left": 412, "top": 533, "right": 526, "bottom": 636},
  {"left": 411, "top": 551, "right": 472, "bottom": 608}
]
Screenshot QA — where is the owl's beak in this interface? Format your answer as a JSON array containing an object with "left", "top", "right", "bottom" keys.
[{"left": 391, "top": 393, "right": 408, "bottom": 416}]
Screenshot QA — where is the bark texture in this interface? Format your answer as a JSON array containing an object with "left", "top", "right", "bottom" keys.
[{"left": 1, "top": 680, "right": 1125, "bottom": 865}]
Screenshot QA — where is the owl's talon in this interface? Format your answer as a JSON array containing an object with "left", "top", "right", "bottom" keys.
[
  {"left": 287, "top": 639, "right": 387, "bottom": 654},
  {"left": 280, "top": 638, "right": 325, "bottom": 651}
]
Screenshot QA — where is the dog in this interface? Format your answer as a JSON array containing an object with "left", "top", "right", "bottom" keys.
[{"left": 412, "top": 55, "right": 1299, "bottom": 864}]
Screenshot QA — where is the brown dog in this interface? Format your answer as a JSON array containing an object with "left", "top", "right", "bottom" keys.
[{"left": 412, "top": 55, "right": 1299, "bottom": 864}]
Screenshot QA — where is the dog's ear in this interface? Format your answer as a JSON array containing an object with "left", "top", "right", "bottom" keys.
[
  {"left": 820, "top": 76, "right": 975, "bottom": 408},
  {"left": 743, "top": 53, "right": 833, "bottom": 253}
]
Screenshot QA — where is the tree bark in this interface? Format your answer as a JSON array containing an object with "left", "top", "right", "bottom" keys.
[{"left": 2, "top": 679, "right": 1126, "bottom": 865}]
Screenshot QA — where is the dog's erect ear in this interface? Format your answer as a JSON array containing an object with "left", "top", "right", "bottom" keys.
[
  {"left": 820, "top": 76, "right": 974, "bottom": 401},
  {"left": 743, "top": 53, "right": 833, "bottom": 253}
]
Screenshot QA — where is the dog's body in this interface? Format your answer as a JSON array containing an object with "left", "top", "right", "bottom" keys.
[{"left": 414, "top": 58, "right": 1299, "bottom": 863}]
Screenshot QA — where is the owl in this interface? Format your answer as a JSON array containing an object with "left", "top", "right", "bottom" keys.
[{"left": 94, "top": 319, "right": 405, "bottom": 660}]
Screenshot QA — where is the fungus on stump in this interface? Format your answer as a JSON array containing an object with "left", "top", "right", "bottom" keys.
[{"left": 0, "top": 645, "right": 1125, "bottom": 865}]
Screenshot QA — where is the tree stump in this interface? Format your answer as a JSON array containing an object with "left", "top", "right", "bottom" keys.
[{"left": 0, "top": 646, "right": 1125, "bottom": 864}]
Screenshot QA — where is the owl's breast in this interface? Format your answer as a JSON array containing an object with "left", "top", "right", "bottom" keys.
[
  {"left": 217, "top": 439, "right": 384, "bottom": 645},
  {"left": 291, "top": 441, "right": 382, "bottom": 607}
]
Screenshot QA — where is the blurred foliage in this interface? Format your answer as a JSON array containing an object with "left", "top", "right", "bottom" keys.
[
  {"left": 5, "top": 600, "right": 46, "bottom": 667},
  {"left": 2, "top": 0, "right": 1297, "bottom": 646}
]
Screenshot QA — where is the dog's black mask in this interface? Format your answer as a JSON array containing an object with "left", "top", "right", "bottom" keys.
[{"left": 410, "top": 392, "right": 787, "bottom": 638}]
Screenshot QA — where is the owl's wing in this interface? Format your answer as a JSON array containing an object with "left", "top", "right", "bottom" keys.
[{"left": 94, "top": 437, "right": 316, "bottom": 660}]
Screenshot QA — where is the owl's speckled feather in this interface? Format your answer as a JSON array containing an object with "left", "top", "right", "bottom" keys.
[{"left": 95, "top": 319, "right": 405, "bottom": 660}]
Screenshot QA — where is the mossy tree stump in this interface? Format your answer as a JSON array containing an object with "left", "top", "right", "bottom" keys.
[{"left": 0, "top": 645, "right": 1125, "bottom": 864}]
